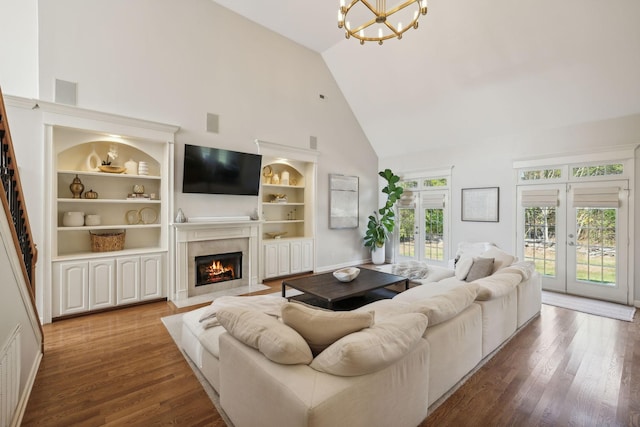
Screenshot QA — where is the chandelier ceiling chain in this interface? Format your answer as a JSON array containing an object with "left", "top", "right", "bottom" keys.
[{"left": 338, "top": 0, "right": 428, "bottom": 45}]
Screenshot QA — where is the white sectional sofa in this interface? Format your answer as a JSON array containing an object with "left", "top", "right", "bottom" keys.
[{"left": 180, "top": 243, "right": 541, "bottom": 427}]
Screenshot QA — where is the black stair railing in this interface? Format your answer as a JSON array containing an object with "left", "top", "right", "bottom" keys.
[{"left": 0, "top": 86, "right": 40, "bottom": 326}]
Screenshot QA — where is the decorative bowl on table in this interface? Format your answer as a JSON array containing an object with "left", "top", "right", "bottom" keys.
[{"left": 333, "top": 267, "right": 360, "bottom": 283}]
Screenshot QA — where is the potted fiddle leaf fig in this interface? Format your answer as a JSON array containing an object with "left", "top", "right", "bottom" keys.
[{"left": 364, "top": 169, "right": 403, "bottom": 263}]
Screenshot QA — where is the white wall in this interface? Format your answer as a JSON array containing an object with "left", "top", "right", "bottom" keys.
[
  {"left": 382, "top": 113, "right": 640, "bottom": 304},
  {"left": 0, "top": 0, "right": 38, "bottom": 97},
  {"left": 35, "top": 0, "right": 378, "bottom": 272}
]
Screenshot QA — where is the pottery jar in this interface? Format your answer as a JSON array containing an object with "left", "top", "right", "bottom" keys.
[
  {"left": 85, "top": 214, "right": 101, "bottom": 226},
  {"left": 62, "top": 212, "right": 85, "bottom": 227}
]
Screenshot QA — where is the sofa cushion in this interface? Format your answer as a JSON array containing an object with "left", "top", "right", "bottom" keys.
[
  {"left": 198, "top": 295, "right": 287, "bottom": 324},
  {"left": 393, "top": 278, "right": 466, "bottom": 302},
  {"left": 454, "top": 255, "right": 474, "bottom": 280},
  {"left": 281, "top": 302, "right": 374, "bottom": 355},
  {"left": 354, "top": 299, "right": 417, "bottom": 320},
  {"left": 216, "top": 307, "right": 313, "bottom": 365},
  {"left": 474, "top": 272, "right": 523, "bottom": 300},
  {"left": 465, "top": 257, "right": 495, "bottom": 282},
  {"left": 481, "top": 246, "right": 516, "bottom": 273},
  {"left": 411, "top": 284, "right": 479, "bottom": 327},
  {"left": 309, "top": 313, "right": 428, "bottom": 376}
]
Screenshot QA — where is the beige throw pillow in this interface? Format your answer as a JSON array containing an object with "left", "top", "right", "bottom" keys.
[
  {"left": 216, "top": 307, "right": 313, "bottom": 365},
  {"left": 465, "top": 257, "right": 495, "bottom": 282},
  {"left": 309, "top": 313, "right": 429, "bottom": 376},
  {"left": 281, "top": 302, "right": 374, "bottom": 355}
]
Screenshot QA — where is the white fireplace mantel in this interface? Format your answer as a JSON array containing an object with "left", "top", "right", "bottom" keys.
[{"left": 172, "top": 219, "right": 262, "bottom": 302}]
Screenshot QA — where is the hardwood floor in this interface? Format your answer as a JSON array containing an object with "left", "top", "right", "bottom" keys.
[{"left": 23, "top": 282, "right": 639, "bottom": 427}]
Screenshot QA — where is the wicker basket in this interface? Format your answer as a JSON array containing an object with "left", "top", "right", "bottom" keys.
[{"left": 90, "top": 230, "right": 126, "bottom": 252}]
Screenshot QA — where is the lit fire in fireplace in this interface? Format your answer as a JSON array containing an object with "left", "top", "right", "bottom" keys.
[{"left": 205, "top": 260, "right": 235, "bottom": 283}]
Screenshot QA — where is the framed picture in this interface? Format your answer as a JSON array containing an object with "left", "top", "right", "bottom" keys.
[
  {"left": 461, "top": 187, "right": 499, "bottom": 222},
  {"left": 329, "top": 174, "right": 359, "bottom": 229}
]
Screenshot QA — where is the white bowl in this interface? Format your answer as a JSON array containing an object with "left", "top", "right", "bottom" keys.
[{"left": 333, "top": 267, "right": 360, "bottom": 283}]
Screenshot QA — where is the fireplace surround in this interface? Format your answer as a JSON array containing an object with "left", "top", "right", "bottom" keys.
[{"left": 172, "top": 218, "right": 261, "bottom": 302}]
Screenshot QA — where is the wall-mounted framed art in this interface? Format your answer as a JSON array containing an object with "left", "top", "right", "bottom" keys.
[
  {"left": 329, "top": 174, "right": 359, "bottom": 229},
  {"left": 461, "top": 187, "right": 499, "bottom": 222}
]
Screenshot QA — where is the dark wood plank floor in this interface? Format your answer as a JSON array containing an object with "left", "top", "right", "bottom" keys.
[{"left": 23, "top": 280, "right": 639, "bottom": 427}]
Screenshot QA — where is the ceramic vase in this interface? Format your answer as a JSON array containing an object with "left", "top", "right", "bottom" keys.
[
  {"left": 371, "top": 243, "right": 385, "bottom": 265},
  {"left": 69, "top": 174, "right": 84, "bottom": 198}
]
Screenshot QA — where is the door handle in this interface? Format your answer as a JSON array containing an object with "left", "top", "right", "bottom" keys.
[{"left": 568, "top": 242, "right": 575, "bottom": 246}]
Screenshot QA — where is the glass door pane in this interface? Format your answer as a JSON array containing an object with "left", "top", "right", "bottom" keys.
[
  {"left": 398, "top": 207, "right": 416, "bottom": 259},
  {"left": 566, "top": 181, "right": 628, "bottom": 304}
]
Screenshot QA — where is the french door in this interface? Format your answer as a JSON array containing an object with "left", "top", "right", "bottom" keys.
[
  {"left": 517, "top": 181, "right": 629, "bottom": 304},
  {"left": 396, "top": 191, "right": 449, "bottom": 265}
]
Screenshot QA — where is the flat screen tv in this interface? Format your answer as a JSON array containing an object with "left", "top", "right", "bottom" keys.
[{"left": 182, "top": 144, "right": 262, "bottom": 196}]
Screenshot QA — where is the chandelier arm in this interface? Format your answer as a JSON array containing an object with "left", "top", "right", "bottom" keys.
[
  {"left": 384, "top": 0, "right": 422, "bottom": 17},
  {"left": 350, "top": 17, "right": 378, "bottom": 34},
  {"left": 356, "top": 0, "right": 379, "bottom": 16}
]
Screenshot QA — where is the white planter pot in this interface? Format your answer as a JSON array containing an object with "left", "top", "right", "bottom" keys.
[{"left": 371, "top": 244, "right": 385, "bottom": 265}]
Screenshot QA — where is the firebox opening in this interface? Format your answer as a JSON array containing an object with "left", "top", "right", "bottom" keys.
[{"left": 195, "top": 251, "right": 242, "bottom": 287}]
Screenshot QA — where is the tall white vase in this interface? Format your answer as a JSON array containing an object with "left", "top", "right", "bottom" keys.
[{"left": 371, "top": 243, "right": 385, "bottom": 265}]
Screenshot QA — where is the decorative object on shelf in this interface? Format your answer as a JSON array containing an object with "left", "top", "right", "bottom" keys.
[
  {"left": 364, "top": 169, "right": 403, "bottom": 264},
  {"left": 127, "top": 193, "right": 151, "bottom": 200},
  {"left": 290, "top": 177, "right": 298, "bottom": 186},
  {"left": 338, "top": 0, "right": 428, "bottom": 45},
  {"left": 126, "top": 209, "right": 141, "bottom": 225},
  {"left": 124, "top": 158, "right": 138, "bottom": 175},
  {"left": 62, "top": 211, "right": 85, "bottom": 227},
  {"left": 86, "top": 146, "right": 101, "bottom": 171},
  {"left": 262, "top": 165, "right": 273, "bottom": 184},
  {"left": 138, "top": 161, "right": 149, "bottom": 175},
  {"left": 333, "top": 267, "right": 360, "bottom": 283},
  {"left": 84, "top": 189, "right": 99, "bottom": 199},
  {"left": 139, "top": 207, "right": 158, "bottom": 224},
  {"left": 69, "top": 174, "right": 84, "bottom": 198},
  {"left": 89, "top": 230, "right": 126, "bottom": 252},
  {"left": 98, "top": 165, "right": 126, "bottom": 173},
  {"left": 265, "top": 231, "right": 287, "bottom": 239},
  {"left": 100, "top": 144, "right": 119, "bottom": 166},
  {"left": 132, "top": 184, "right": 145, "bottom": 194},
  {"left": 270, "top": 193, "right": 287, "bottom": 203},
  {"left": 175, "top": 208, "right": 187, "bottom": 223},
  {"left": 84, "top": 214, "right": 101, "bottom": 226},
  {"left": 271, "top": 173, "right": 280, "bottom": 185},
  {"left": 281, "top": 170, "right": 290, "bottom": 185},
  {"left": 250, "top": 208, "right": 259, "bottom": 220}
]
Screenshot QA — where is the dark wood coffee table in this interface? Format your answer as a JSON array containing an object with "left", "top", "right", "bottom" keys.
[{"left": 281, "top": 268, "right": 409, "bottom": 310}]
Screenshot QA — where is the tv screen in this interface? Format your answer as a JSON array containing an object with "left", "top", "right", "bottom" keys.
[{"left": 182, "top": 144, "right": 262, "bottom": 196}]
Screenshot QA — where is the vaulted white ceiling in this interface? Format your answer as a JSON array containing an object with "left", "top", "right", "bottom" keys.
[{"left": 212, "top": 0, "right": 640, "bottom": 158}]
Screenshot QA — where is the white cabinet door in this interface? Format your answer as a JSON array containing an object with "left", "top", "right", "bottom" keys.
[
  {"left": 55, "top": 261, "right": 89, "bottom": 316},
  {"left": 277, "top": 243, "right": 291, "bottom": 277},
  {"left": 264, "top": 243, "right": 280, "bottom": 279},
  {"left": 140, "top": 254, "right": 163, "bottom": 300},
  {"left": 89, "top": 259, "right": 115, "bottom": 310},
  {"left": 301, "top": 239, "right": 314, "bottom": 272},
  {"left": 290, "top": 240, "right": 302, "bottom": 274},
  {"left": 117, "top": 257, "right": 140, "bottom": 305}
]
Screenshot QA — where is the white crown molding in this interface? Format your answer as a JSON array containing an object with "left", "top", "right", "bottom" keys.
[
  {"left": 513, "top": 144, "right": 640, "bottom": 169},
  {"left": 255, "top": 139, "right": 320, "bottom": 163}
]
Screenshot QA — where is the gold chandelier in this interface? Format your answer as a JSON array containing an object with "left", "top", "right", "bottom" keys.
[{"left": 338, "top": 0, "right": 428, "bottom": 45}]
